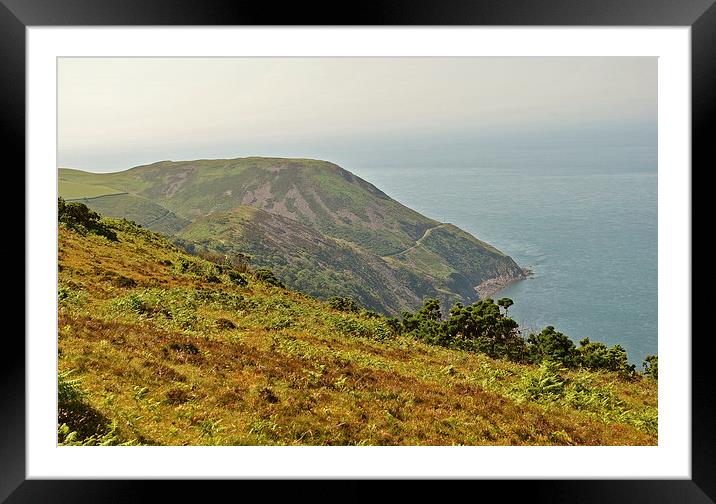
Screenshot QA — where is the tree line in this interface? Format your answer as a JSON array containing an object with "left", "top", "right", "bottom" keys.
[{"left": 381, "top": 297, "right": 657, "bottom": 380}]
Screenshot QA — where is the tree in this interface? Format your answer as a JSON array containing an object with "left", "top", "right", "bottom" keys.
[
  {"left": 643, "top": 354, "right": 658, "bottom": 380},
  {"left": 385, "top": 317, "right": 403, "bottom": 335},
  {"left": 497, "top": 297, "right": 514, "bottom": 315},
  {"left": 577, "top": 337, "right": 611, "bottom": 369},
  {"left": 528, "top": 326, "right": 578, "bottom": 367},
  {"left": 401, "top": 310, "right": 420, "bottom": 333},
  {"left": 253, "top": 268, "right": 285, "bottom": 288},
  {"left": 327, "top": 296, "right": 359, "bottom": 313},
  {"left": 399, "top": 297, "right": 632, "bottom": 372},
  {"left": 411, "top": 299, "right": 446, "bottom": 344},
  {"left": 418, "top": 298, "right": 442, "bottom": 321},
  {"left": 441, "top": 298, "right": 524, "bottom": 359},
  {"left": 576, "top": 338, "right": 636, "bottom": 376},
  {"left": 58, "top": 197, "right": 117, "bottom": 241}
]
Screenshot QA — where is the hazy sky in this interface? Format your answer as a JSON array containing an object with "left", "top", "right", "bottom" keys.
[{"left": 58, "top": 57, "right": 657, "bottom": 172}]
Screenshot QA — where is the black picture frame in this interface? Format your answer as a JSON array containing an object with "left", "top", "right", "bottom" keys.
[{"left": 5, "top": 0, "right": 711, "bottom": 501}]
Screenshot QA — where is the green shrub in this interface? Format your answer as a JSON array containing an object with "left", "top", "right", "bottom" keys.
[
  {"left": 113, "top": 292, "right": 151, "bottom": 315},
  {"left": 58, "top": 283, "right": 86, "bottom": 306},
  {"left": 628, "top": 407, "right": 658, "bottom": 435},
  {"left": 528, "top": 326, "right": 578, "bottom": 367},
  {"left": 111, "top": 289, "right": 199, "bottom": 329},
  {"left": 58, "top": 285, "right": 70, "bottom": 301},
  {"left": 187, "top": 289, "right": 247, "bottom": 311},
  {"left": 519, "top": 360, "right": 566, "bottom": 401},
  {"left": 254, "top": 268, "right": 285, "bottom": 288},
  {"left": 58, "top": 369, "right": 139, "bottom": 445},
  {"left": 264, "top": 314, "right": 294, "bottom": 330},
  {"left": 176, "top": 259, "right": 193, "bottom": 273},
  {"left": 563, "top": 370, "right": 623, "bottom": 412},
  {"left": 385, "top": 317, "right": 403, "bottom": 335},
  {"left": 327, "top": 296, "right": 359, "bottom": 313},
  {"left": 215, "top": 318, "right": 237, "bottom": 330},
  {"left": 577, "top": 338, "right": 636, "bottom": 376},
  {"left": 327, "top": 314, "right": 391, "bottom": 340},
  {"left": 361, "top": 309, "right": 381, "bottom": 319},
  {"left": 58, "top": 197, "right": 117, "bottom": 241},
  {"left": 58, "top": 421, "right": 138, "bottom": 446},
  {"left": 418, "top": 298, "right": 442, "bottom": 321},
  {"left": 174, "top": 258, "right": 208, "bottom": 277},
  {"left": 58, "top": 369, "right": 85, "bottom": 405},
  {"left": 227, "top": 270, "right": 248, "bottom": 287},
  {"left": 643, "top": 354, "right": 658, "bottom": 380}
]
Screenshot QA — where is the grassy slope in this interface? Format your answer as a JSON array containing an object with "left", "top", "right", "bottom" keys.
[
  {"left": 64, "top": 193, "right": 190, "bottom": 236},
  {"left": 58, "top": 219, "right": 657, "bottom": 446},
  {"left": 59, "top": 168, "right": 190, "bottom": 235},
  {"left": 58, "top": 180, "right": 126, "bottom": 199},
  {"left": 385, "top": 224, "right": 524, "bottom": 290},
  {"left": 58, "top": 158, "right": 524, "bottom": 313},
  {"left": 176, "top": 206, "right": 432, "bottom": 314}
]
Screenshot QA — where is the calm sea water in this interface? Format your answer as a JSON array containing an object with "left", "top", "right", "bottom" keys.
[{"left": 350, "top": 159, "right": 657, "bottom": 364}]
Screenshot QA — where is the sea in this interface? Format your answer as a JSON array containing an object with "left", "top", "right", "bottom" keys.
[{"left": 350, "top": 151, "right": 657, "bottom": 364}]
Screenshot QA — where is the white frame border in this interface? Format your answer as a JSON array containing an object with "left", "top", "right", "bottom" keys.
[{"left": 27, "top": 27, "right": 690, "bottom": 479}]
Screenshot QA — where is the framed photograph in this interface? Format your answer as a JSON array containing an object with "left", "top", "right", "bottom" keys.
[{"left": 8, "top": 0, "right": 710, "bottom": 500}]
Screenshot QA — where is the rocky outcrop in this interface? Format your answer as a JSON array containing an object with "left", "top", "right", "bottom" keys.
[{"left": 475, "top": 267, "right": 532, "bottom": 299}]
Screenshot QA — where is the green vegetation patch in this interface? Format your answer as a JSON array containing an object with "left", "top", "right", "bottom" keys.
[{"left": 59, "top": 179, "right": 126, "bottom": 200}]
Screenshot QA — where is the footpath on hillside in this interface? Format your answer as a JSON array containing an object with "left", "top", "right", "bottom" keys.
[{"left": 381, "top": 223, "right": 448, "bottom": 258}]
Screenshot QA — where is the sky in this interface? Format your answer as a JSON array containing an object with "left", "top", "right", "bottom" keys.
[{"left": 58, "top": 57, "right": 657, "bottom": 172}]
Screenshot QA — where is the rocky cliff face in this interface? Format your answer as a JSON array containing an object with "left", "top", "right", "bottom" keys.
[{"left": 475, "top": 267, "right": 530, "bottom": 300}]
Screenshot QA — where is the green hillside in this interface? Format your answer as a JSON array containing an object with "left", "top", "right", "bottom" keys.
[
  {"left": 64, "top": 193, "right": 190, "bottom": 236},
  {"left": 174, "top": 206, "right": 433, "bottom": 314},
  {"left": 58, "top": 179, "right": 126, "bottom": 200},
  {"left": 57, "top": 206, "right": 657, "bottom": 446},
  {"left": 58, "top": 157, "right": 526, "bottom": 314}
]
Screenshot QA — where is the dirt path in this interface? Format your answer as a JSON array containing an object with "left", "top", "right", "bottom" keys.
[
  {"left": 382, "top": 223, "right": 448, "bottom": 258},
  {"left": 67, "top": 192, "right": 128, "bottom": 202},
  {"left": 143, "top": 209, "right": 173, "bottom": 227}
]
